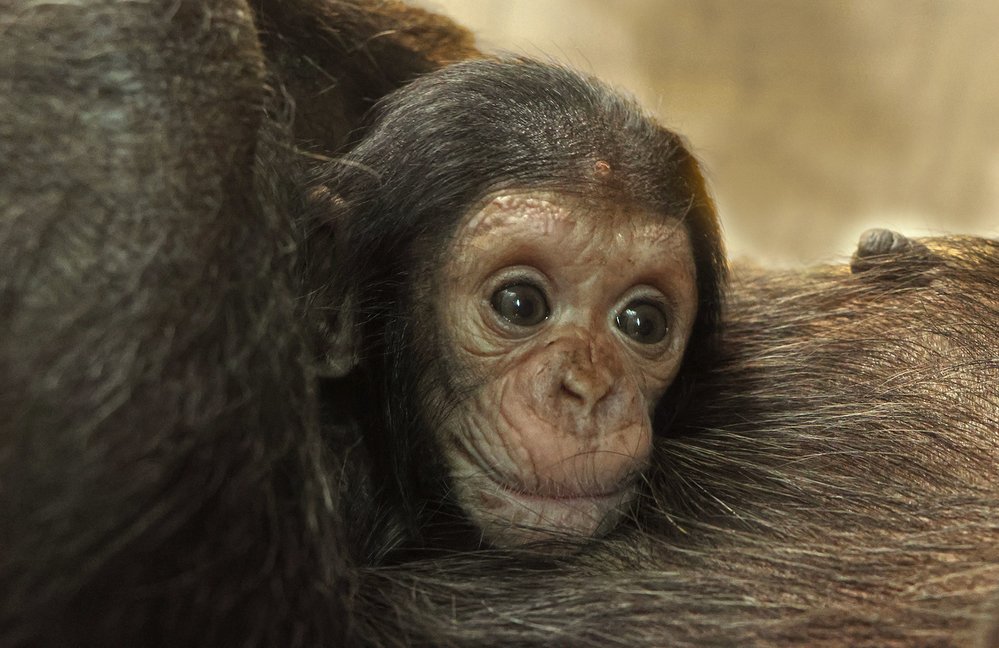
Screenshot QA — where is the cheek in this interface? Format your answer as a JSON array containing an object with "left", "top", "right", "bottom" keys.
[
  {"left": 639, "top": 355, "right": 685, "bottom": 409},
  {"left": 440, "top": 277, "right": 512, "bottom": 362},
  {"left": 636, "top": 306, "right": 698, "bottom": 407}
]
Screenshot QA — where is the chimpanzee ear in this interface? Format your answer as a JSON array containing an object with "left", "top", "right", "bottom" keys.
[
  {"left": 322, "top": 291, "right": 359, "bottom": 378},
  {"left": 306, "top": 185, "right": 360, "bottom": 378}
]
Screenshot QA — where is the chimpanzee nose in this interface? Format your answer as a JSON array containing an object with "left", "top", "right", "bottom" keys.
[{"left": 558, "top": 347, "right": 613, "bottom": 414}]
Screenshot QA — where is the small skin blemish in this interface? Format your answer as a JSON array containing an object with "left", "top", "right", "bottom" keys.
[{"left": 479, "top": 489, "right": 505, "bottom": 510}]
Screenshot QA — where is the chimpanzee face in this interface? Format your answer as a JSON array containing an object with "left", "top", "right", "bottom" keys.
[{"left": 430, "top": 190, "right": 698, "bottom": 546}]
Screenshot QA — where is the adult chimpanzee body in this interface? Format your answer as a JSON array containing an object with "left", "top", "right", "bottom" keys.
[
  {"left": 361, "top": 233, "right": 999, "bottom": 647},
  {"left": 1, "top": 1, "right": 467, "bottom": 644},
  {"left": 2, "top": 1, "right": 998, "bottom": 647}
]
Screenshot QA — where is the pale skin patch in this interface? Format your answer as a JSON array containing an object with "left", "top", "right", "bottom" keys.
[{"left": 425, "top": 190, "right": 699, "bottom": 546}]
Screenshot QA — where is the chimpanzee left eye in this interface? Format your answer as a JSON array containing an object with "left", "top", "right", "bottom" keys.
[{"left": 615, "top": 301, "right": 669, "bottom": 344}]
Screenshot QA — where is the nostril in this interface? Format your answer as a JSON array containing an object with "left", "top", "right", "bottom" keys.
[
  {"left": 559, "top": 371, "right": 610, "bottom": 410},
  {"left": 560, "top": 382, "right": 585, "bottom": 403}
]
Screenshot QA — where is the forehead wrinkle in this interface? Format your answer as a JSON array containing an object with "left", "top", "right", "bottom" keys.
[
  {"left": 461, "top": 194, "right": 576, "bottom": 244},
  {"left": 456, "top": 192, "right": 692, "bottom": 265},
  {"left": 628, "top": 218, "right": 690, "bottom": 249}
]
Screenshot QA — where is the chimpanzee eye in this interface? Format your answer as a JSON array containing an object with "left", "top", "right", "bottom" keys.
[
  {"left": 490, "top": 283, "right": 550, "bottom": 327},
  {"left": 615, "top": 301, "right": 669, "bottom": 344}
]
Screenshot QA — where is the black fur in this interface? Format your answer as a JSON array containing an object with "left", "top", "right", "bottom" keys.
[{"left": 1, "top": 1, "right": 470, "bottom": 645}]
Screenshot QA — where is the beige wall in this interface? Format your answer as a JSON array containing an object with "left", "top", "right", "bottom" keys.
[{"left": 426, "top": 0, "right": 999, "bottom": 265}]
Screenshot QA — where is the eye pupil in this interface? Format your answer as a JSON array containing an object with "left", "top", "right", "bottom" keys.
[
  {"left": 491, "top": 284, "right": 549, "bottom": 327},
  {"left": 615, "top": 302, "right": 669, "bottom": 344}
]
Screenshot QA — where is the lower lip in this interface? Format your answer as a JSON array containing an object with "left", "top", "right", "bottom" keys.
[
  {"left": 482, "top": 472, "right": 628, "bottom": 505},
  {"left": 453, "top": 443, "right": 630, "bottom": 504}
]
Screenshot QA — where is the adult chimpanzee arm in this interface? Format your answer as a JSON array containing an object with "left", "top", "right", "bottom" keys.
[
  {"left": 253, "top": 0, "right": 478, "bottom": 152},
  {"left": 0, "top": 2, "right": 348, "bottom": 646},
  {"left": 250, "top": 0, "right": 480, "bottom": 369},
  {"left": 352, "top": 235, "right": 999, "bottom": 648}
]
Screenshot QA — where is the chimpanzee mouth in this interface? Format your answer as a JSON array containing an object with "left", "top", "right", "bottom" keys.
[
  {"left": 453, "top": 444, "right": 634, "bottom": 504},
  {"left": 482, "top": 471, "right": 631, "bottom": 503},
  {"left": 450, "top": 445, "right": 637, "bottom": 542}
]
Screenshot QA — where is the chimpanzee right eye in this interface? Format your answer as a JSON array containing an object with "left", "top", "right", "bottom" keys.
[{"left": 490, "top": 283, "right": 550, "bottom": 327}]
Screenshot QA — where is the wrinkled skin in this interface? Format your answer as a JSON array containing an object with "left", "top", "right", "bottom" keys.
[{"left": 436, "top": 191, "right": 697, "bottom": 544}]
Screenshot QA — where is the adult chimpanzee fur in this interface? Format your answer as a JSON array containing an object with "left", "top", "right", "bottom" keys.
[
  {"left": 348, "top": 235, "right": 999, "bottom": 648},
  {"left": 1, "top": 1, "right": 472, "bottom": 645},
  {"left": 2, "top": 1, "right": 997, "bottom": 648},
  {"left": 313, "top": 56, "right": 724, "bottom": 553}
]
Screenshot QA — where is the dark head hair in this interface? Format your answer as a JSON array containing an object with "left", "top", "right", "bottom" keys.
[{"left": 329, "top": 56, "right": 723, "bottom": 326}]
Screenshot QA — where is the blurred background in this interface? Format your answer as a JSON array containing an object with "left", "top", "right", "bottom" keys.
[{"left": 427, "top": 0, "right": 999, "bottom": 266}]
